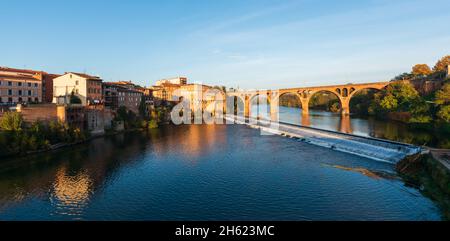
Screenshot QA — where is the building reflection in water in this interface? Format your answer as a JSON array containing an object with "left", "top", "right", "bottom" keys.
[
  {"left": 50, "top": 167, "right": 93, "bottom": 218},
  {"left": 148, "top": 124, "right": 227, "bottom": 165}
]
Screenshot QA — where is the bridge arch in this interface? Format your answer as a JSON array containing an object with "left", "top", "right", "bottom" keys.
[
  {"left": 308, "top": 90, "right": 343, "bottom": 114},
  {"left": 348, "top": 87, "right": 384, "bottom": 115},
  {"left": 226, "top": 94, "right": 245, "bottom": 116},
  {"left": 278, "top": 92, "right": 303, "bottom": 108},
  {"left": 249, "top": 93, "right": 271, "bottom": 119}
]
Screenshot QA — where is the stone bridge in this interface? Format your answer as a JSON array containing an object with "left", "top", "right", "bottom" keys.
[{"left": 225, "top": 82, "right": 390, "bottom": 119}]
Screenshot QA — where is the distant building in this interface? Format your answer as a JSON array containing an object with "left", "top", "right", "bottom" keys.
[
  {"left": 155, "top": 77, "right": 187, "bottom": 86},
  {"left": 152, "top": 82, "right": 182, "bottom": 102},
  {"left": 53, "top": 72, "right": 103, "bottom": 106},
  {"left": 0, "top": 67, "right": 44, "bottom": 105},
  {"left": 178, "top": 84, "right": 216, "bottom": 112},
  {"left": 103, "top": 82, "right": 143, "bottom": 114}
]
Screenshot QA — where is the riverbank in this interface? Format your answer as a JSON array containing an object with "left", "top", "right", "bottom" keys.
[
  {"left": 397, "top": 153, "right": 450, "bottom": 220},
  {"left": 0, "top": 126, "right": 158, "bottom": 160}
]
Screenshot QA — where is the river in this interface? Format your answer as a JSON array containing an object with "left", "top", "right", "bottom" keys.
[
  {"left": 0, "top": 124, "right": 443, "bottom": 220},
  {"left": 251, "top": 106, "right": 450, "bottom": 148}
]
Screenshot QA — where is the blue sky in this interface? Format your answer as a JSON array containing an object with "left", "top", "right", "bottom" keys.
[{"left": 1, "top": 0, "right": 450, "bottom": 89}]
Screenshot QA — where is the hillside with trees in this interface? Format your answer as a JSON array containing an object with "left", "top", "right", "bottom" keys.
[{"left": 279, "top": 55, "right": 450, "bottom": 130}]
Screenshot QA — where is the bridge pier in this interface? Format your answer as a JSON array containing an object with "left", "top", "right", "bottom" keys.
[
  {"left": 270, "top": 100, "right": 279, "bottom": 122},
  {"left": 244, "top": 97, "right": 250, "bottom": 117},
  {"left": 300, "top": 98, "right": 310, "bottom": 116},
  {"left": 340, "top": 97, "right": 350, "bottom": 116}
]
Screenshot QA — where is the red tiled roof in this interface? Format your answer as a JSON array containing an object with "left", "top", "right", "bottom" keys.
[
  {"left": 66, "top": 72, "right": 102, "bottom": 80},
  {"left": 0, "top": 66, "right": 46, "bottom": 74},
  {"left": 0, "top": 74, "right": 42, "bottom": 81}
]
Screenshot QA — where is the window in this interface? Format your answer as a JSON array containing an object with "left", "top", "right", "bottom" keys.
[
  {"left": 35, "top": 97, "right": 39, "bottom": 102},
  {"left": 28, "top": 90, "right": 32, "bottom": 96},
  {"left": 76, "top": 80, "right": 79, "bottom": 85},
  {"left": 8, "top": 97, "right": 13, "bottom": 103},
  {"left": 8, "top": 81, "right": 12, "bottom": 86},
  {"left": 18, "top": 90, "right": 22, "bottom": 96},
  {"left": 28, "top": 97, "right": 32, "bottom": 102},
  {"left": 34, "top": 83, "right": 38, "bottom": 87},
  {"left": 8, "top": 89, "right": 12, "bottom": 95},
  {"left": 28, "top": 83, "right": 32, "bottom": 87},
  {"left": 18, "top": 82, "right": 22, "bottom": 87}
]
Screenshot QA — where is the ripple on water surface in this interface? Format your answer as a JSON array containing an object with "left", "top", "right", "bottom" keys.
[{"left": 0, "top": 124, "right": 443, "bottom": 220}]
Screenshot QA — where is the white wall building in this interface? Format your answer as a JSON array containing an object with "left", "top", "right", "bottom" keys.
[{"left": 53, "top": 72, "right": 103, "bottom": 106}]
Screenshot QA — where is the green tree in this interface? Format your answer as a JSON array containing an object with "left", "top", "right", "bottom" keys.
[
  {"left": 70, "top": 92, "right": 82, "bottom": 104},
  {"left": 437, "top": 105, "right": 450, "bottom": 122},
  {"left": 409, "top": 98, "right": 432, "bottom": 123},
  {"left": 433, "top": 55, "right": 450, "bottom": 72},
  {"left": 392, "top": 72, "right": 414, "bottom": 81},
  {"left": 379, "top": 94, "right": 398, "bottom": 110},
  {"left": 0, "top": 112, "right": 23, "bottom": 131},
  {"left": 435, "top": 83, "right": 450, "bottom": 105},
  {"left": 370, "top": 81, "right": 421, "bottom": 117},
  {"left": 139, "top": 96, "right": 148, "bottom": 120}
]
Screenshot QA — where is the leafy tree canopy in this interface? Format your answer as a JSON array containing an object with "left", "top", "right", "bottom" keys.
[
  {"left": 433, "top": 55, "right": 450, "bottom": 72},
  {"left": 412, "top": 64, "right": 432, "bottom": 76},
  {"left": 0, "top": 111, "right": 23, "bottom": 131},
  {"left": 437, "top": 105, "right": 450, "bottom": 122},
  {"left": 435, "top": 83, "right": 450, "bottom": 105}
]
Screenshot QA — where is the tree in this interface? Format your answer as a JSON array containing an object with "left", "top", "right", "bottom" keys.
[
  {"left": 0, "top": 112, "right": 23, "bottom": 131},
  {"left": 370, "top": 81, "right": 421, "bottom": 115},
  {"left": 435, "top": 83, "right": 450, "bottom": 105},
  {"left": 70, "top": 93, "right": 82, "bottom": 104},
  {"left": 437, "top": 105, "right": 450, "bottom": 122},
  {"left": 433, "top": 55, "right": 450, "bottom": 72},
  {"left": 379, "top": 94, "right": 398, "bottom": 110},
  {"left": 412, "top": 64, "right": 432, "bottom": 76},
  {"left": 139, "top": 96, "right": 148, "bottom": 120},
  {"left": 392, "top": 72, "right": 414, "bottom": 81}
]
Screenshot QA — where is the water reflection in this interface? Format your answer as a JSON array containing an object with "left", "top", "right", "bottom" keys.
[
  {"left": 272, "top": 106, "right": 449, "bottom": 148},
  {"left": 0, "top": 125, "right": 443, "bottom": 220},
  {"left": 51, "top": 167, "right": 93, "bottom": 218}
]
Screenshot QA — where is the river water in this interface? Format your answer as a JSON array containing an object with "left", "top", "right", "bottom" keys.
[
  {"left": 0, "top": 124, "right": 443, "bottom": 220},
  {"left": 252, "top": 106, "right": 450, "bottom": 148}
]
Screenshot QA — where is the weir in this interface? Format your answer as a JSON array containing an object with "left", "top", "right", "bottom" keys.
[{"left": 225, "top": 115, "right": 423, "bottom": 164}]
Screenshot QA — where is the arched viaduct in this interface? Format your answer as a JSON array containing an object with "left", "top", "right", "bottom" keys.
[{"left": 225, "top": 82, "right": 390, "bottom": 118}]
